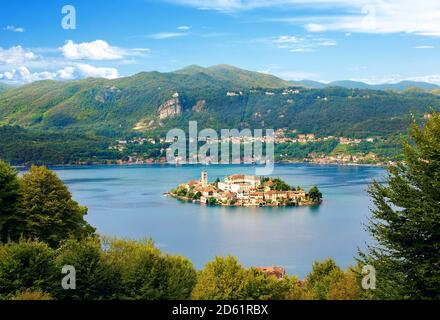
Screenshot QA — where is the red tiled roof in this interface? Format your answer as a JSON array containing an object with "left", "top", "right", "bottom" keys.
[
  {"left": 228, "top": 174, "right": 245, "bottom": 179},
  {"left": 256, "top": 266, "right": 286, "bottom": 279}
]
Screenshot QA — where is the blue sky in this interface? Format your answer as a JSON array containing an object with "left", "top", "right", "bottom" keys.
[{"left": 1, "top": 0, "right": 440, "bottom": 85}]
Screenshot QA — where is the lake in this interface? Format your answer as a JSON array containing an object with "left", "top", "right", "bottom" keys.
[{"left": 53, "top": 163, "right": 385, "bottom": 278}]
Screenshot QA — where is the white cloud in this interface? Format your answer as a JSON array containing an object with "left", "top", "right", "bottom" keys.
[
  {"left": 177, "top": 25, "right": 192, "bottom": 30},
  {"left": 170, "top": 0, "right": 440, "bottom": 37},
  {"left": 4, "top": 25, "right": 25, "bottom": 33},
  {"left": 60, "top": 40, "right": 125, "bottom": 60},
  {"left": 305, "top": 23, "right": 326, "bottom": 32},
  {"left": 0, "top": 64, "right": 119, "bottom": 85},
  {"left": 0, "top": 66, "right": 49, "bottom": 83},
  {"left": 415, "top": 45, "right": 434, "bottom": 49},
  {"left": 271, "top": 35, "right": 336, "bottom": 53},
  {"left": 59, "top": 40, "right": 149, "bottom": 62},
  {"left": 148, "top": 32, "right": 187, "bottom": 39},
  {"left": 131, "top": 48, "right": 151, "bottom": 53},
  {"left": 166, "top": 0, "right": 272, "bottom": 11},
  {"left": 0, "top": 46, "right": 38, "bottom": 65},
  {"left": 75, "top": 64, "right": 119, "bottom": 79},
  {"left": 299, "top": 1, "right": 440, "bottom": 37},
  {"left": 408, "top": 75, "right": 440, "bottom": 85}
]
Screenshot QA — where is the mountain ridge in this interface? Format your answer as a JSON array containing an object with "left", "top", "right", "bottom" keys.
[
  {"left": 0, "top": 64, "right": 439, "bottom": 140},
  {"left": 290, "top": 79, "right": 440, "bottom": 91},
  {"left": 1, "top": 64, "right": 439, "bottom": 92},
  {"left": 174, "top": 64, "right": 292, "bottom": 88}
]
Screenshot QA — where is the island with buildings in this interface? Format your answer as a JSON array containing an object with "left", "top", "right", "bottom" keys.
[{"left": 167, "top": 172, "right": 322, "bottom": 207}]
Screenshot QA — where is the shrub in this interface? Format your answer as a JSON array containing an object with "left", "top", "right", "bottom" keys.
[
  {"left": 10, "top": 289, "right": 53, "bottom": 300},
  {"left": 192, "top": 256, "right": 292, "bottom": 300},
  {"left": 54, "top": 237, "right": 120, "bottom": 300},
  {"left": 103, "top": 238, "right": 196, "bottom": 300},
  {"left": 303, "top": 258, "right": 344, "bottom": 300},
  {"left": 0, "top": 240, "right": 57, "bottom": 299},
  {"left": 191, "top": 256, "right": 247, "bottom": 300}
]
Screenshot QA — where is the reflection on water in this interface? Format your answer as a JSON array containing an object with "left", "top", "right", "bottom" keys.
[
  {"left": 63, "top": 177, "right": 121, "bottom": 184},
  {"left": 54, "top": 163, "right": 385, "bottom": 278}
]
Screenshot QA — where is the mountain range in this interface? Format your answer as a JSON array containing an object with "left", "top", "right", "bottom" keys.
[
  {"left": 290, "top": 79, "right": 440, "bottom": 91},
  {"left": 0, "top": 64, "right": 439, "bottom": 140}
]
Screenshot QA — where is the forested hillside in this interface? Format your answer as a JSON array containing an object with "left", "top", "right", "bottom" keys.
[
  {"left": 0, "top": 65, "right": 439, "bottom": 137},
  {"left": 1, "top": 65, "right": 439, "bottom": 165}
]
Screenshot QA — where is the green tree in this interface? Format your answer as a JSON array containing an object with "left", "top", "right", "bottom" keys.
[
  {"left": 191, "top": 256, "right": 247, "bottom": 300},
  {"left": 0, "top": 160, "right": 20, "bottom": 242},
  {"left": 194, "top": 191, "right": 202, "bottom": 200},
  {"left": 308, "top": 186, "right": 322, "bottom": 203},
  {"left": 361, "top": 112, "right": 440, "bottom": 299},
  {"left": 166, "top": 255, "right": 197, "bottom": 300},
  {"left": 191, "top": 256, "right": 292, "bottom": 300},
  {"left": 54, "top": 237, "right": 120, "bottom": 300},
  {"left": 284, "top": 276, "right": 307, "bottom": 300},
  {"left": 271, "top": 178, "right": 292, "bottom": 191},
  {"left": 0, "top": 240, "right": 57, "bottom": 299},
  {"left": 304, "top": 258, "right": 344, "bottom": 300},
  {"left": 327, "top": 266, "right": 365, "bottom": 300},
  {"left": 176, "top": 186, "right": 188, "bottom": 197},
  {"left": 104, "top": 238, "right": 196, "bottom": 300},
  {"left": 243, "top": 268, "right": 291, "bottom": 300},
  {"left": 17, "top": 165, "right": 95, "bottom": 248}
]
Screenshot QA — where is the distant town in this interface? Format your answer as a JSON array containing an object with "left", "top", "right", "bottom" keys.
[
  {"left": 109, "top": 127, "right": 386, "bottom": 166},
  {"left": 167, "top": 172, "right": 322, "bottom": 207}
]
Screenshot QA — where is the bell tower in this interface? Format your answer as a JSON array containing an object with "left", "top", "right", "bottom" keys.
[{"left": 201, "top": 171, "right": 208, "bottom": 188}]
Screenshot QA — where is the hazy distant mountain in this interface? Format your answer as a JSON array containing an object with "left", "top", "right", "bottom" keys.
[
  {"left": 290, "top": 79, "right": 440, "bottom": 91},
  {"left": 0, "top": 83, "right": 10, "bottom": 93},
  {"left": 289, "top": 80, "right": 327, "bottom": 88}
]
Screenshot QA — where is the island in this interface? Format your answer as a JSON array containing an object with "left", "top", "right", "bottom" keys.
[{"left": 167, "top": 171, "right": 322, "bottom": 207}]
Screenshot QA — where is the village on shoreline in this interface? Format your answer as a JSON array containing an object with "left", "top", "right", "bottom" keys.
[
  {"left": 107, "top": 127, "right": 393, "bottom": 167},
  {"left": 167, "top": 172, "right": 322, "bottom": 207}
]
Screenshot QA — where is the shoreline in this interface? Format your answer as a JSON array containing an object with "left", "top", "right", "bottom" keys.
[
  {"left": 166, "top": 192, "right": 321, "bottom": 208},
  {"left": 13, "top": 160, "right": 387, "bottom": 170}
]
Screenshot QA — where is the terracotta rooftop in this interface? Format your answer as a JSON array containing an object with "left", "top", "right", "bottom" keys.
[
  {"left": 264, "top": 190, "right": 288, "bottom": 195},
  {"left": 256, "top": 266, "right": 286, "bottom": 279},
  {"left": 228, "top": 174, "right": 245, "bottom": 179}
]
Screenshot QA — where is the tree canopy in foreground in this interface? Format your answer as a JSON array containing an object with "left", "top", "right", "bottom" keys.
[{"left": 361, "top": 111, "right": 440, "bottom": 300}]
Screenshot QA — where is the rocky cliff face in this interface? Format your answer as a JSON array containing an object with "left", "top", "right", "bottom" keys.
[
  {"left": 192, "top": 100, "right": 206, "bottom": 113},
  {"left": 158, "top": 93, "right": 181, "bottom": 119},
  {"left": 95, "top": 86, "right": 121, "bottom": 103}
]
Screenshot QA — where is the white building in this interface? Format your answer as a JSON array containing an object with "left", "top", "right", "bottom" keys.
[{"left": 217, "top": 174, "right": 261, "bottom": 192}]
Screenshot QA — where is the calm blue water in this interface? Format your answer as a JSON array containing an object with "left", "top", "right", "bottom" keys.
[{"left": 53, "top": 163, "right": 385, "bottom": 278}]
